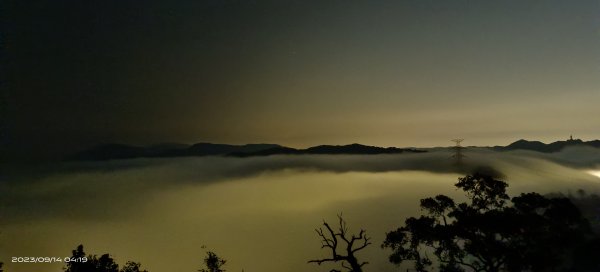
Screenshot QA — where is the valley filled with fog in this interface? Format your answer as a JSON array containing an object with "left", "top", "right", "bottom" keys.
[{"left": 2, "top": 148, "right": 600, "bottom": 272}]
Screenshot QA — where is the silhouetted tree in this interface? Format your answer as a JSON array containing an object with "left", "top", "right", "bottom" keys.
[
  {"left": 308, "top": 214, "right": 371, "bottom": 272},
  {"left": 550, "top": 189, "right": 600, "bottom": 233},
  {"left": 91, "top": 254, "right": 119, "bottom": 272},
  {"left": 120, "top": 261, "right": 148, "bottom": 272},
  {"left": 64, "top": 244, "right": 148, "bottom": 272},
  {"left": 382, "top": 173, "right": 600, "bottom": 272},
  {"left": 0, "top": 261, "right": 3, "bottom": 272},
  {"left": 64, "top": 244, "right": 95, "bottom": 272},
  {"left": 198, "top": 251, "right": 226, "bottom": 272}
]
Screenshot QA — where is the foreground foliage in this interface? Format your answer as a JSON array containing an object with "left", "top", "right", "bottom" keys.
[
  {"left": 382, "top": 173, "right": 600, "bottom": 272},
  {"left": 198, "top": 250, "right": 227, "bottom": 272},
  {"left": 64, "top": 245, "right": 148, "bottom": 272}
]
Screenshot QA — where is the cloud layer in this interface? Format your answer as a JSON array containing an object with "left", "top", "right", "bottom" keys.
[{"left": 1, "top": 149, "right": 600, "bottom": 272}]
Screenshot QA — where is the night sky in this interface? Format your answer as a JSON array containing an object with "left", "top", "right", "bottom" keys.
[{"left": 2, "top": 0, "right": 600, "bottom": 161}]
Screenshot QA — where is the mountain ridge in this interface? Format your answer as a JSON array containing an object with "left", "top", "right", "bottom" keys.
[
  {"left": 492, "top": 138, "right": 600, "bottom": 153},
  {"left": 68, "top": 138, "right": 600, "bottom": 161},
  {"left": 68, "top": 143, "right": 425, "bottom": 161}
]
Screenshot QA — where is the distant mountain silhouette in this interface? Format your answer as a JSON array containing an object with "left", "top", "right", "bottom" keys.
[
  {"left": 69, "top": 138, "right": 600, "bottom": 160},
  {"left": 228, "top": 146, "right": 303, "bottom": 156},
  {"left": 193, "top": 143, "right": 280, "bottom": 154},
  {"left": 69, "top": 143, "right": 425, "bottom": 160},
  {"left": 306, "top": 144, "right": 410, "bottom": 154},
  {"left": 493, "top": 138, "right": 600, "bottom": 153},
  {"left": 69, "top": 143, "right": 281, "bottom": 161},
  {"left": 229, "top": 143, "right": 426, "bottom": 157}
]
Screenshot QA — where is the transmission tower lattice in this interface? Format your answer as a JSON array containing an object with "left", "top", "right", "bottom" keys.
[{"left": 451, "top": 139, "right": 466, "bottom": 165}]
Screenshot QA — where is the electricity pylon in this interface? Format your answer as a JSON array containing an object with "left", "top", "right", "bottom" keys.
[{"left": 451, "top": 139, "right": 466, "bottom": 165}]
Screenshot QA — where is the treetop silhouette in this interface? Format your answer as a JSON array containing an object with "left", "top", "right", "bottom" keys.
[
  {"left": 308, "top": 214, "right": 371, "bottom": 272},
  {"left": 63, "top": 244, "right": 148, "bottom": 272},
  {"left": 198, "top": 250, "right": 226, "bottom": 272},
  {"left": 382, "top": 173, "right": 600, "bottom": 272}
]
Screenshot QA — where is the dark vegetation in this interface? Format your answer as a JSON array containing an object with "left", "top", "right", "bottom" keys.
[
  {"left": 63, "top": 245, "right": 148, "bottom": 272},
  {"left": 549, "top": 189, "right": 600, "bottom": 233},
  {"left": 198, "top": 250, "right": 227, "bottom": 272},
  {"left": 307, "top": 173, "right": 600, "bottom": 272},
  {"left": 58, "top": 245, "right": 227, "bottom": 272},
  {"left": 382, "top": 173, "right": 600, "bottom": 272},
  {"left": 308, "top": 215, "right": 371, "bottom": 272}
]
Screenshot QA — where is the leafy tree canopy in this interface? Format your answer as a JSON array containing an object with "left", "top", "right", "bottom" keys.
[
  {"left": 198, "top": 251, "right": 226, "bottom": 272},
  {"left": 64, "top": 244, "right": 148, "bottom": 272},
  {"left": 382, "top": 173, "right": 600, "bottom": 272}
]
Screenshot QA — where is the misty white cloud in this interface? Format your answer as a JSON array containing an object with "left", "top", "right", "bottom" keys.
[{"left": 1, "top": 149, "right": 600, "bottom": 272}]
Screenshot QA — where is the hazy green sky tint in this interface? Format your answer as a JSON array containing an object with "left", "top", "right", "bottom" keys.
[{"left": 3, "top": 0, "right": 600, "bottom": 159}]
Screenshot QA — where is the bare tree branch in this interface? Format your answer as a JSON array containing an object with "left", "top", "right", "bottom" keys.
[{"left": 308, "top": 214, "right": 371, "bottom": 272}]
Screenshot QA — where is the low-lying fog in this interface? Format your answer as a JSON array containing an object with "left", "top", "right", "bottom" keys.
[{"left": 2, "top": 147, "right": 600, "bottom": 272}]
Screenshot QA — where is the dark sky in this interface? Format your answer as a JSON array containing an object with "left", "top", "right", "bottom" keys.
[{"left": 2, "top": 0, "right": 600, "bottom": 161}]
